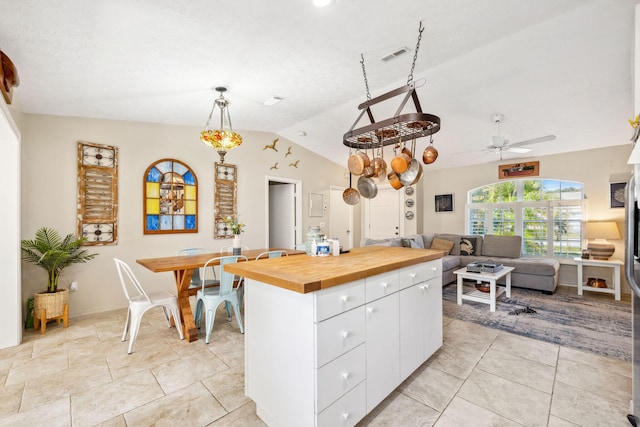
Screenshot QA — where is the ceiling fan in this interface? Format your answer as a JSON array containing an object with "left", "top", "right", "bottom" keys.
[{"left": 485, "top": 114, "right": 556, "bottom": 160}]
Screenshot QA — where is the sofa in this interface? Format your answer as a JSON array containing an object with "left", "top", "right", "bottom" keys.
[{"left": 362, "top": 233, "right": 560, "bottom": 294}]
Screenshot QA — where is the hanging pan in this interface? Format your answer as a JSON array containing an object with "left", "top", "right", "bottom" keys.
[
  {"left": 357, "top": 175, "right": 378, "bottom": 199},
  {"left": 343, "top": 173, "right": 360, "bottom": 205},
  {"left": 347, "top": 146, "right": 371, "bottom": 176}
]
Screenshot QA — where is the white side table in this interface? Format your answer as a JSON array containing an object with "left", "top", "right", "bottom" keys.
[{"left": 574, "top": 257, "right": 623, "bottom": 301}]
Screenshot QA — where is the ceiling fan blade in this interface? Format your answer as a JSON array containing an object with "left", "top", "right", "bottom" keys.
[{"left": 508, "top": 135, "right": 556, "bottom": 148}]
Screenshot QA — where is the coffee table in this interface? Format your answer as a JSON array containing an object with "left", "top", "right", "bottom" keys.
[{"left": 453, "top": 266, "right": 514, "bottom": 312}]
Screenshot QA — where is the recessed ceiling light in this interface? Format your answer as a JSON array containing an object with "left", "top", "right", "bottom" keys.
[
  {"left": 264, "top": 96, "right": 284, "bottom": 106},
  {"left": 313, "top": 0, "right": 334, "bottom": 7},
  {"left": 298, "top": 131, "right": 307, "bottom": 137}
]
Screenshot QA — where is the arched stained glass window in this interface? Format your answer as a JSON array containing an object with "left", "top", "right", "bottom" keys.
[{"left": 144, "top": 159, "right": 198, "bottom": 234}]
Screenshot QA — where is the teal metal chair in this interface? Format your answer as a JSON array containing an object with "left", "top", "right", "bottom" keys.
[
  {"left": 194, "top": 255, "right": 248, "bottom": 344},
  {"left": 177, "top": 248, "right": 220, "bottom": 296}
]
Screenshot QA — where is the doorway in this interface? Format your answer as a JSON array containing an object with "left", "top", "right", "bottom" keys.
[
  {"left": 265, "top": 176, "right": 302, "bottom": 249},
  {"left": 363, "top": 185, "right": 402, "bottom": 239},
  {"left": 329, "top": 186, "right": 354, "bottom": 250}
]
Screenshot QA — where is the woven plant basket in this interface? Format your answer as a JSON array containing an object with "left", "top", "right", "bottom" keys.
[{"left": 34, "top": 288, "right": 69, "bottom": 319}]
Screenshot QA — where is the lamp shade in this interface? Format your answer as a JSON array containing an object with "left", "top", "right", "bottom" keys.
[
  {"left": 585, "top": 221, "right": 620, "bottom": 260},
  {"left": 585, "top": 221, "right": 621, "bottom": 240}
]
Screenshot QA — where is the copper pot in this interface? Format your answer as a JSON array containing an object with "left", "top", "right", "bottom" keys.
[
  {"left": 387, "top": 170, "right": 404, "bottom": 190},
  {"left": 343, "top": 173, "right": 360, "bottom": 205},
  {"left": 391, "top": 150, "right": 411, "bottom": 174},
  {"left": 347, "top": 150, "right": 370, "bottom": 175},
  {"left": 423, "top": 144, "right": 438, "bottom": 164}
]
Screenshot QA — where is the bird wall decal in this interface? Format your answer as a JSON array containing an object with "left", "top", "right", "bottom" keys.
[
  {"left": 289, "top": 160, "right": 300, "bottom": 168},
  {"left": 285, "top": 146, "right": 292, "bottom": 157},
  {"left": 263, "top": 138, "right": 279, "bottom": 151},
  {"left": 270, "top": 162, "right": 278, "bottom": 170}
]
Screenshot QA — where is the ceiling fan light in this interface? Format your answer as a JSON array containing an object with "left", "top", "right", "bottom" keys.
[{"left": 509, "top": 147, "right": 532, "bottom": 154}]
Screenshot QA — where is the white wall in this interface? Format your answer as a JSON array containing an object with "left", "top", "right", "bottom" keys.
[
  {"left": 0, "top": 97, "right": 22, "bottom": 349},
  {"left": 20, "top": 114, "right": 350, "bottom": 317}
]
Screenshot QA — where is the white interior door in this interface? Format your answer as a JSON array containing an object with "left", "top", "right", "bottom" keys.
[
  {"left": 329, "top": 186, "right": 353, "bottom": 250},
  {"left": 269, "top": 182, "right": 295, "bottom": 248},
  {"left": 366, "top": 186, "right": 401, "bottom": 239}
]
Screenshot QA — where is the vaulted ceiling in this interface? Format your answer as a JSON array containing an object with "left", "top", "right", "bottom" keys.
[{"left": 0, "top": 0, "right": 635, "bottom": 169}]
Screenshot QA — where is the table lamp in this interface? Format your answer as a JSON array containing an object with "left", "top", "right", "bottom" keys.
[{"left": 585, "top": 221, "right": 620, "bottom": 260}]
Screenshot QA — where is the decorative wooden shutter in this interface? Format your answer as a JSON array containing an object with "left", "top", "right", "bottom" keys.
[{"left": 77, "top": 141, "right": 118, "bottom": 245}]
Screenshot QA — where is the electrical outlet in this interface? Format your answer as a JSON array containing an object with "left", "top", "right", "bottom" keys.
[
  {"left": 319, "top": 222, "right": 325, "bottom": 228},
  {"left": 70, "top": 281, "right": 78, "bottom": 292}
]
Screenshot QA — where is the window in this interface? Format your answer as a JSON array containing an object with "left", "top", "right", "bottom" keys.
[
  {"left": 144, "top": 159, "right": 198, "bottom": 234},
  {"left": 467, "top": 179, "right": 584, "bottom": 258}
]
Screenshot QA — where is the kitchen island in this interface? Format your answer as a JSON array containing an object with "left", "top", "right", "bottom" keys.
[{"left": 225, "top": 246, "right": 444, "bottom": 427}]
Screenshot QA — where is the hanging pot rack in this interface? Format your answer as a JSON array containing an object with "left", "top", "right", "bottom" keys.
[
  {"left": 342, "top": 82, "right": 440, "bottom": 150},
  {"left": 343, "top": 21, "right": 441, "bottom": 151}
]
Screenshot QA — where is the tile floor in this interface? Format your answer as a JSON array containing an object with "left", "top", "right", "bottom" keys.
[{"left": 0, "top": 292, "right": 632, "bottom": 427}]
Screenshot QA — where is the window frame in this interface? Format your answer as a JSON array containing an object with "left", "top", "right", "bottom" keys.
[{"left": 465, "top": 179, "right": 585, "bottom": 258}]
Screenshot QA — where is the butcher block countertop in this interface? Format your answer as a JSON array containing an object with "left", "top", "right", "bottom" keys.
[{"left": 224, "top": 246, "right": 445, "bottom": 294}]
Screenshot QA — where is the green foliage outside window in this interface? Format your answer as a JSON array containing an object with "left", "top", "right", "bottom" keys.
[{"left": 467, "top": 179, "right": 584, "bottom": 258}]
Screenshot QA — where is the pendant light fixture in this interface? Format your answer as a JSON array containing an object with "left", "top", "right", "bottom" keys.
[{"left": 200, "top": 87, "right": 243, "bottom": 163}]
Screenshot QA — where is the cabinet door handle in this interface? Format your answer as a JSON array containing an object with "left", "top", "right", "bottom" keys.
[
  {"left": 432, "top": 267, "right": 438, "bottom": 273},
  {"left": 341, "top": 330, "right": 349, "bottom": 339},
  {"left": 410, "top": 273, "right": 417, "bottom": 280},
  {"left": 341, "top": 295, "right": 349, "bottom": 303},
  {"left": 381, "top": 282, "right": 388, "bottom": 289},
  {"left": 342, "top": 412, "right": 350, "bottom": 420},
  {"left": 367, "top": 307, "right": 374, "bottom": 315},
  {"left": 341, "top": 372, "right": 350, "bottom": 380},
  {"left": 420, "top": 284, "right": 429, "bottom": 291}
]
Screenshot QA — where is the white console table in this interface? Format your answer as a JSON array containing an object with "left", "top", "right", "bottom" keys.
[{"left": 574, "top": 257, "right": 623, "bottom": 301}]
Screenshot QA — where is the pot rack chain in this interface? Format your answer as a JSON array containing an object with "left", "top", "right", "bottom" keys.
[
  {"left": 407, "top": 20, "right": 424, "bottom": 86},
  {"left": 343, "top": 21, "right": 441, "bottom": 150},
  {"left": 360, "top": 53, "right": 371, "bottom": 101}
]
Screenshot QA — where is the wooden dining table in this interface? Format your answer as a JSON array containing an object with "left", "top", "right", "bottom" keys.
[{"left": 137, "top": 248, "right": 305, "bottom": 342}]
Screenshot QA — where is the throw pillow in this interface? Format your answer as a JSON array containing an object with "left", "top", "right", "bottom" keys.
[
  {"left": 401, "top": 238, "right": 418, "bottom": 248},
  {"left": 430, "top": 237, "right": 455, "bottom": 255},
  {"left": 460, "top": 237, "right": 477, "bottom": 256}
]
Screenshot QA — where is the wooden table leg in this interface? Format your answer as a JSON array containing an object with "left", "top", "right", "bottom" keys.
[{"left": 175, "top": 269, "right": 199, "bottom": 342}]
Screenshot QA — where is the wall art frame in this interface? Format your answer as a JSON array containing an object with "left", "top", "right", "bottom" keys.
[
  {"left": 77, "top": 141, "right": 119, "bottom": 245},
  {"left": 610, "top": 182, "right": 626, "bottom": 209},
  {"left": 435, "top": 194, "right": 454, "bottom": 213},
  {"left": 498, "top": 161, "right": 539, "bottom": 179},
  {"left": 214, "top": 162, "right": 238, "bottom": 239},
  {"left": 143, "top": 158, "right": 198, "bottom": 234}
]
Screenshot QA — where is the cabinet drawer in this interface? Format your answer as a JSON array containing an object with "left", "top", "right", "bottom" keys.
[
  {"left": 317, "top": 380, "right": 366, "bottom": 427},
  {"left": 315, "top": 280, "right": 365, "bottom": 322},
  {"left": 316, "top": 306, "right": 365, "bottom": 368},
  {"left": 365, "top": 270, "right": 400, "bottom": 303},
  {"left": 398, "top": 260, "right": 442, "bottom": 290},
  {"left": 316, "top": 343, "right": 366, "bottom": 412}
]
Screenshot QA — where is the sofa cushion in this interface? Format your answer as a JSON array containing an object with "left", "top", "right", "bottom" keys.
[
  {"left": 441, "top": 255, "right": 461, "bottom": 271},
  {"left": 460, "top": 237, "right": 478, "bottom": 256},
  {"left": 362, "top": 237, "right": 403, "bottom": 247},
  {"left": 434, "top": 234, "right": 462, "bottom": 255},
  {"left": 482, "top": 235, "right": 521, "bottom": 258},
  {"left": 420, "top": 233, "right": 436, "bottom": 249},
  {"left": 402, "top": 235, "right": 424, "bottom": 249},
  {"left": 408, "top": 234, "right": 426, "bottom": 249},
  {"left": 430, "top": 237, "right": 455, "bottom": 254}
]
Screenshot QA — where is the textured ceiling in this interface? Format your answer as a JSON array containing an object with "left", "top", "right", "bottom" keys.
[{"left": 0, "top": 0, "right": 636, "bottom": 169}]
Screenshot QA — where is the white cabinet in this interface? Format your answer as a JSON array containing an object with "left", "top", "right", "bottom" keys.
[
  {"left": 245, "top": 258, "right": 442, "bottom": 427},
  {"left": 365, "top": 292, "right": 399, "bottom": 412},
  {"left": 399, "top": 276, "right": 443, "bottom": 379}
]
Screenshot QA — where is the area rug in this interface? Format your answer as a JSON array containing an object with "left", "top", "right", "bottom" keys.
[{"left": 442, "top": 283, "right": 632, "bottom": 361}]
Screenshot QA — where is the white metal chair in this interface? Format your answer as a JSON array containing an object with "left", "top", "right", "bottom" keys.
[
  {"left": 113, "top": 258, "right": 184, "bottom": 354},
  {"left": 255, "top": 250, "right": 289, "bottom": 260},
  {"left": 195, "top": 255, "right": 248, "bottom": 344},
  {"left": 177, "top": 248, "right": 219, "bottom": 295}
]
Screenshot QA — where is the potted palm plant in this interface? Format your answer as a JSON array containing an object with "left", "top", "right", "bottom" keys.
[{"left": 21, "top": 227, "right": 97, "bottom": 332}]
